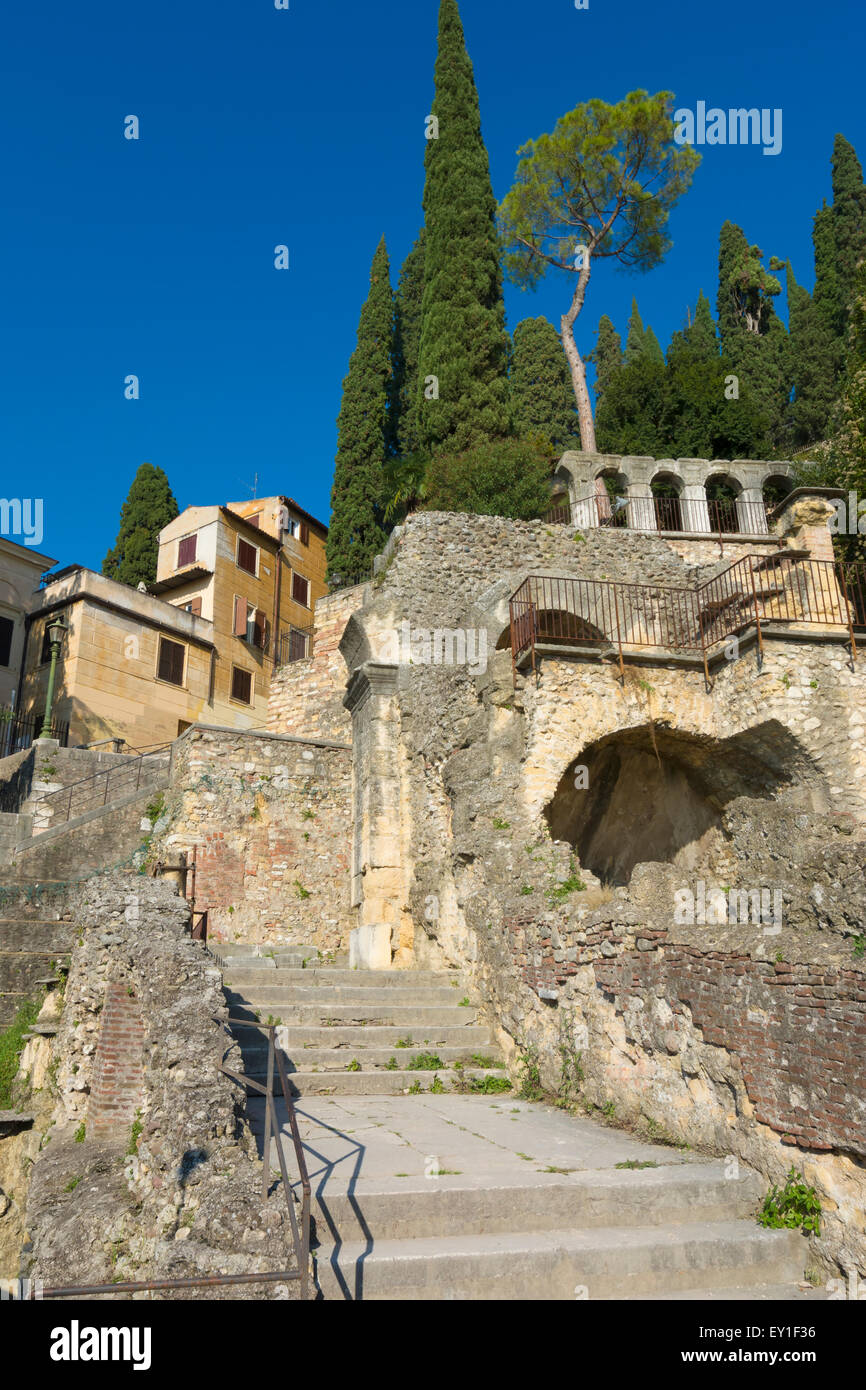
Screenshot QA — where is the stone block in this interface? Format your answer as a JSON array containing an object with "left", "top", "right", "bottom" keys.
[{"left": 349, "top": 922, "right": 392, "bottom": 971}]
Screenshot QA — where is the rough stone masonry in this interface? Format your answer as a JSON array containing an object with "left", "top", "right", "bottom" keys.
[{"left": 264, "top": 499, "right": 866, "bottom": 1280}]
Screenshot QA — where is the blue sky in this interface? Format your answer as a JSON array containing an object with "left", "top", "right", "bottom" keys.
[{"left": 1, "top": 0, "right": 862, "bottom": 571}]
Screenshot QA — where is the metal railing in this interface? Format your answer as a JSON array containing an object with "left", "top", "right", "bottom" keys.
[
  {"left": 509, "top": 556, "right": 864, "bottom": 686},
  {"left": 562, "top": 491, "right": 773, "bottom": 540},
  {"left": 275, "top": 625, "right": 314, "bottom": 667},
  {"left": 219, "top": 1018, "right": 311, "bottom": 1299},
  {"left": 28, "top": 746, "right": 172, "bottom": 827},
  {"left": 0, "top": 711, "right": 69, "bottom": 759}
]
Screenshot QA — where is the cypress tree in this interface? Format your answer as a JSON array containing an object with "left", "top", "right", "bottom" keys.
[
  {"left": 717, "top": 221, "right": 789, "bottom": 453},
  {"left": 664, "top": 296, "right": 769, "bottom": 459},
  {"left": 416, "top": 0, "right": 510, "bottom": 456},
  {"left": 827, "top": 261, "right": 866, "bottom": 561},
  {"left": 102, "top": 463, "right": 179, "bottom": 588},
  {"left": 786, "top": 262, "right": 838, "bottom": 447},
  {"left": 390, "top": 230, "right": 426, "bottom": 459},
  {"left": 830, "top": 135, "right": 866, "bottom": 337},
  {"left": 327, "top": 238, "right": 392, "bottom": 585},
  {"left": 623, "top": 299, "right": 647, "bottom": 365},
  {"left": 590, "top": 316, "right": 623, "bottom": 408},
  {"left": 510, "top": 317, "right": 578, "bottom": 448}
]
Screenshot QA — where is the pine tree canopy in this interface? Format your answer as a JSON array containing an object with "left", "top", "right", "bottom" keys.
[
  {"left": 102, "top": 463, "right": 179, "bottom": 588},
  {"left": 327, "top": 237, "right": 392, "bottom": 586},
  {"left": 416, "top": 0, "right": 511, "bottom": 456}
]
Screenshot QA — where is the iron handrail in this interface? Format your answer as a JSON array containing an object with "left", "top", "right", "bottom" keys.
[
  {"left": 219, "top": 1017, "right": 311, "bottom": 1300},
  {"left": 509, "top": 556, "right": 863, "bottom": 684},
  {"left": 29, "top": 746, "right": 173, "bottom": 826}
]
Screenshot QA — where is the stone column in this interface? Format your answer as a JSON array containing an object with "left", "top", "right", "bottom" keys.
[
  {"left": 681, "top": 484, "right": 712, "bottom": 534},
  {"left": 343, "top": 661, "right": 413, "bottom": 968},
  {"left": 627, "top": 483, "right": 656, "bottom": 532},
  {"left": 738, "top": 486, "right": 768, "bottom": 535}
]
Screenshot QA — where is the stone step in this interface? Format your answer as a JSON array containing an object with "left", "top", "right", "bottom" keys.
[
  {"left": 265, "top": 1024, "right": 497, "bottom": 1049},
  {"left": 224, "top": 969, "right": 461, "bottom": 988},
  {"left": 227, "top": 985, "right": 465, "bottom": 1007},
  {"left": 246, "top": 1067, "right": 508, "bottom": 1097},
  {"left": 314, "top": 1221, "right": 804, "bottom": 1301},
  {"left": 295, "top": 1163, "right": 766, "bottom": 1243},
  {"left": 227, "top": 1003, "right": 481, "bottom": 1027},
  {"left": 215, "top": 947, "right": 321, "bottom": 968},
  {"left": 241, "top": 1044, "right": 504, "bottom": 1071}
]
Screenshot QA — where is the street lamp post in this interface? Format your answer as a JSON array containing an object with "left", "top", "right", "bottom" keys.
[{"left": 39, "top": 614, "right": 68, "bottom": 740}]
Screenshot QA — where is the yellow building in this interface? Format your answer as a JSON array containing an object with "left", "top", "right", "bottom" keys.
[
  {"left": 16, "top": 496, "right": 329, "bottom": 751},
  {"left": 0, "top": 536, "right": 57, "bottom": 716}
]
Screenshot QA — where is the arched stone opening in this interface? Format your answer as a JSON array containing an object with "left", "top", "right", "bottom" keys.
[
  {"left": 595, "top": 468, "right": 630, "bottom": 528},
  {"left": 763, "top": 473, "right": 795, "bottom": 510},
  {"left": 705, "top": 472, "right": 743, "bottom": 534},
  {"left": 650, "top": 471, "right": 684, "bottom": 531},
  {"left": 543, "top": 721, "right": 816, "bottom": 886}
]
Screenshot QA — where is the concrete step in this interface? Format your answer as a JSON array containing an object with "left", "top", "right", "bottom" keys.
[
  {"left": 227, "top": 985, "right": 465, "bottom": 1007},
  {"left": 226, "top": 1003, "right": 481, "bottom": 1027},
  {"left": 265, "top": 1024, "right": 497, "bottom": 1049},
  {"left": 314, "top": 1221, "right": 804, "bottom": 1301},
  {"left": 242, "top": 1044, "right": 504, "bottom": 1071},
  {"left": 215, "top": 947, "right": 321, "bottom": 968},
  {"left": 224, "top": 969, "right": 461, "bottom": 988},
  {"left": 248, "top": 1066, "right": 508, "bottom": 1097},
  {"left": 301, "top": 1163, "right": 766, "bottom": 1244}
]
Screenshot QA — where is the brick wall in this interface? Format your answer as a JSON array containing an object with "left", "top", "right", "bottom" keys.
[
  {"left": 87, "top": 982, "right": 146, "bottom": 1142},
  {"left": 153, "top": 725, "right": 354, "bottom": 950}
]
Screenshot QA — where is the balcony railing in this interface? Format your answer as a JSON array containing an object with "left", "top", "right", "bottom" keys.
[
  {"left": 509, "top": 556, "right": 864, "bottom": 686},
  {"left": 274, "top": 625, "right": 314, "bottom": 667},
  {"left": 548, "top": 491, "right": 773, "bottom": 538}
]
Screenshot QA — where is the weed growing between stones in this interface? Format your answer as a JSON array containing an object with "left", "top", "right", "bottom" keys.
[
  {"left": 758, "top": 1167, "right": 822, "bottom": 1236},
  {"left": 406, "top": 1052, "right": 445, "bottom": 1071},
  {"left": 0, "top": 994, "right": 43, "bottom": 1108}
]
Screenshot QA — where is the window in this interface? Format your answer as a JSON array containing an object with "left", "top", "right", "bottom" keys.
[
  {"left": 292, "top": 572, "right": 310, "bottom": 607},
  {"left": 247, "top": 512, "right": 261, "bottom": 530},
  {"left": 299, "top": 522, "right": 310, "bottom": 546},
  {"left": 177, "top": 534, "right": 197, "bottom": 568},
  {"left": 237, "top": 537, "right": 258, "bottom": 576},
  {"left": 233, "top": 597, "right": 267, "bottom": 649},
  {"left": 231, "top": 665, "right": 253, "bottom": 704},
  {"left": 0, "top": 616, "right": 13, "bottom": 668},
  {"left": 157, "top": 637, "right": 185, "bottom": 687},
  {"left": 40, "top": 624, "right": 54, "bottom": 664},
  {"left": 179, "top": 597, "right": 202, "bottom": 616},
  {"left": 287, "top": 627, "right": 309, "bottom": 663}
]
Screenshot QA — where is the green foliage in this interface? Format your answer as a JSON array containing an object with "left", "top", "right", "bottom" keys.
[
  {"left": 466, "top": 1075, "right": 511, "bottom": 1094},
  {"left": 786, "top": 261, "right": 839, "bottom": 448},
  {"left": 346, "top": 1059, "right": 361, "bottom": 1072},
  {"left": 381, "top": 451, "right": 430, "bottom": 526},
  {"left": 615, "top": 1160, "right": 659, "bottom": 1170},
  {"left": 517, "top": 1046, "right": 545, "bottom": 1102},
  {"left": 102, "top": 463, "right": 179, "bottom": 588},
  {"left": 717, "top": 221, "right": 790, "bottom": 450},
  {"left": 385, "top": 1057, "right": 399, "bottom": 1071},
  {"left": 293, "top": 880, "right": 310, "bottom": 900},
  {"left": 499, "top": 89, "right": 699, "bottom": 448},
  {"left": 510, "top": 317, "right": 578, "bottom": 447},
  {"left": 127, "top": 1113, "right": 143, "bottom": 1156},
  {"left": 390, "top": 230, "right": 426, "bottom": 459},
  {"left": 423, "top": 436, "right": 552, "bottom": 520},
  {"left": 416, "top": 0, "right": 511, "bottom": 456},
  {"left": 145, "top": 792, "right": 165, "bottom": 826},
  {"left": 0, "top": 996, "right": 42, "bottom": 1108},
  {"left": 74, "top": 1123, "right": 86, "bottom": 1143},
  {"left": 590, "top": 315, "right": 623, "bottom": 407},
  {"left": 430, "top": 1074, "right": 447, "bottom": 1094},
  {"left": 758, "top": 1167, "right": 822, "bottom": 1236},
  {"left": 827, "top": 136, "right": 866, "bottom": 342},
  {"left": 327, "top": 237, "right": 391, "bottom": 586},
  {"left": 406, "top": 1052, "right": 445, "bottom": 1071}
]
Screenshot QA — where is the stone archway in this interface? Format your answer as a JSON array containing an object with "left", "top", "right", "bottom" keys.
[{"left": 543, "top": 720, "right": 815, "bottom": 886}]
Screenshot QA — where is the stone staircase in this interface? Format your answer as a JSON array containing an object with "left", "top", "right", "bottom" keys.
[
  {"left": 219, "top": 945, "right": 509, "bottom": 1096},
  {"left": 217, "top": 945, "right": 810, "bottom": 1301}
]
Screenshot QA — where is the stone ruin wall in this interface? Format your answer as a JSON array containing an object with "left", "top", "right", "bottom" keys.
[
  {"left": 1, "top": 874, "right": 306, "bottom": 1297},
  {"left": 316, "top": 508, "right": 866, "bottom": 1279},
  {"left": 149, "top": 724, "right": 354, "bottom": 951}
]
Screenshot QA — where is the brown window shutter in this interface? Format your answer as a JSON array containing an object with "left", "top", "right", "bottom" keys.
[
  {"left": 237, "top": 537, "right": 257, "bottom": 575},
  {"left": 189, "top": 597, "right": 202, "bottom": 617},
  {"left": 158, "top": 637, "right": 185, "bottom": 686},
  {"left": 233, "top": 596, "right": 247, "bottom": 636},
  {"left": 300, "top": 522, "right": 310, "bottom": 546},
  {"left": 231, "top": 666, "right": 253, "bottom": 704},
  {"left": 292, "top": 572, "right": 309, "bottom": 606},
  {"left": 248, "top": 512, "right": 261, "bottom": 530},
  {"left": 253, "top": 608, "right": 266, "bottom": 649},
  {"left": 178, "top": 535, "right": 197, "bottom": 567}
]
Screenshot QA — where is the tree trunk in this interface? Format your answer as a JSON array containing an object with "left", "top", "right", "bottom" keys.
[{"left": 560, "top": 257, "right": 597, "bottom": 453}]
